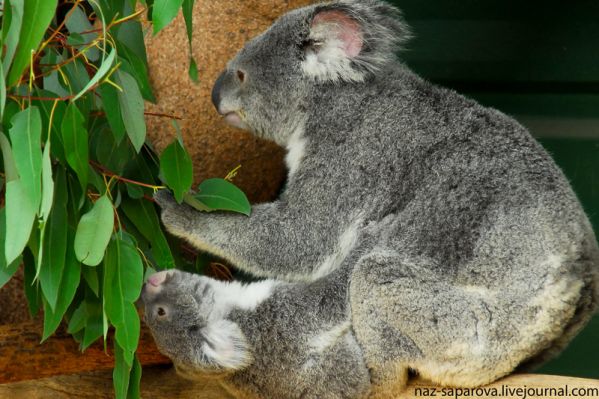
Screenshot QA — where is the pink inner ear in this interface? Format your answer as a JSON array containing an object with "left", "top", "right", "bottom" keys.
[{"left": 312, "top": 10, "right": 363, "bottom": 58}]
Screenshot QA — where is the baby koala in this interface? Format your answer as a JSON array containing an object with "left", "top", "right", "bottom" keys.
[{"left": 141, "top": 268, "right": 371, "bottom": 399}]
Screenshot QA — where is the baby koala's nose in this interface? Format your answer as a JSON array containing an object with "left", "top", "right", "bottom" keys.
[
  {"left": 148, "top": 271, "right": 168, "bottom": 287},
  {"left": 143, "top": 271, "right": 169, "bottom": 296}
]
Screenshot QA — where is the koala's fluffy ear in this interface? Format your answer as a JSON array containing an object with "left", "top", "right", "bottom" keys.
[{"left": 301, "top": 0, "right": 411, "bottom": 83}]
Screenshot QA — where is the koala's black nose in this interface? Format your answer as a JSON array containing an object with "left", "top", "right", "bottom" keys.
[{"left": 211, "top": 72, "right": 226, "bottom": 113}]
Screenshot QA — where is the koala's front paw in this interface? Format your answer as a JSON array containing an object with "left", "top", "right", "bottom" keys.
[
  {"left": 154, "top": 189, "right": 195, "bottom": 235},
  {"left": 154, "top": 189, "right": 178, "bottom": 210}
]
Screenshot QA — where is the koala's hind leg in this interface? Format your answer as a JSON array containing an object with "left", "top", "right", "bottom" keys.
[{"left": 349, "top": 250, "right": 522, "bottom": 390}]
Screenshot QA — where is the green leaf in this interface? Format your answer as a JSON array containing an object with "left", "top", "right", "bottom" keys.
[
  {"left": 113, "top": 342, "right": 133, "bottom": 399},
  {"left": 61, "top": 102, "right": 89, "bottom": 191},
  {"left": 7, "top": 0, "right": 58, "bottom": 86},
  {"left": 39, "top": 142, "right": 54, "bottom": 222},
  {"left": 71, "top": 47, "right": 116, "bottom": 102},
  {"left": 104, "top": 233, "right": 143, "bottom": 354},
  {"left": 81, "top": 265, "right": 100, "bottom": 296},
  {"left": 64, "top": 5, "right": 100, "bottom": 62},
  {"left": 0, "top": 62, "right": 6, "bottom": 120},
  {"left": 38, "top": 170, "right": 68, "bottom": 310},
  {"left": 114, "top": 303, "right": 140, "bottom": 359},
  {"left": 0, "top": 259, "right": 19, "bottom": 290},
  {"left": 118, "top": 46, "right": 155, "bottom": 103},
  {"left": 23, "top": 249, "right": 41, "bottom": 317},
  {"left": 152, "top": 0, "right": 185, "bottom": 35},
  {"left": 127, "top": 356, "right": 142, "bottom": 399},
  {"left": 0, "top": 208, "right": 21, "bottom": 289},
  {"left": 35, "top": 93, "right": 67, "bottom": 165},
  {"left": 181, "top": 0, "right": 198, "bottom": 83},
  {"left": 42, "top": 230, "right": 81, "bottom": 341},
  {"left": 121, "top": 198, "right": 175, "bottom": 269},
  {"left": 67, "top": 301, "right": 87, "bottom": 334},
  {"left": 93, "top": 125, "right": 134, "bottom": 175},
  {"left": 81, "top": 291, "right": 104, "bottom": 350},
  {"left": 115, "top": 70, "right": 146, "bottom": 153},
  {"left": 5, "top": 179, "right": 36, "bottom": 264},
  {"left": 159, "top": 139, "right": 193, "bottom": 203},
  {"left": 74, "top": 195, "right": 114, "bottom": 266},
  {"left": 98, "top": 84, "right": 126, "bottom": 142},
  {"left": 2, "top": 0, "right": 24, "bottom": 78},
  {"left": 192, "top": 178, "right": 251, "bottom": 216},
  {"left": 125, "top": 184, "right": 144, "bottom": 199},
  {"left": 188, "top": 57, "right": 199, "bottom": 83},
  {"left": 9, "top": 107, "right": 43, "bottom": 209},
  {"left": 0, "top": 132, "right": 18, "bottom": 181}
]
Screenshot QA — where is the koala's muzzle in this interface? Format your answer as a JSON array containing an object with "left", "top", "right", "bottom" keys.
[
  {"left": 211, "top": 72, "right": 226, "bottom": 112},
  {"left": 211, "top": 71, "right": 248, "bottom": 130}
]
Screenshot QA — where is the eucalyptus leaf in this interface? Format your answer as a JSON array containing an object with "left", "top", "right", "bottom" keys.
[
  {"left": 67, "top": 301, "right": 87, "bottom": 334},
  {"left": 41, "top": 231, "right": 81, "bottom": 341},
  {"left": 98, "top": 83, "right": 126, "bottom": 142},
  {"left": 81, "top": 265, "right": 100, "bottom": 296},
  {"left": 74, "top": 195, "right": 114, "bottom": 266},
  {"left": 5, "top": 179, "right": 36, "bottom": 265},
  {"left": 39, "top": 142, "right": 54, "bottom": 223},
  {"left": 0, "top": 209, "right": 21, "bottom": 289},
  {"left": 193, "top": 178, "right": 251, "bottom": 216},
  {"left": 115, "top": 70, "right": 146, "bottom": 153},
  {"left": 23, "top": 249, "right": 41, "bottom": 317},
  {"left": 104, "top": 234, "right": 143, "bottom": 355},
  {"left": 113, "top": 342, "right": 133, "bottom": 399},
  {"left": 2, "top": 0, "right": 24, "bottom": 78},
  {"left": 159, "top": 138, "right": 193, "bottom": 203},
  {"left": 0, "top": 132, "right": 18, "bottom": 181},
  {"left": 188, "top": 57, "right": 199, "bottom": 83},
  {"left": 9, "top": 107, "right": 43, "bottom": 210},
  {"left": 152, "top": 0, "right": 185, "bottom": 35},
  {"left": 7, "top": 0, "right": 58, "bottom": 86},
  {"left": 64, "top": 5, "right": 100, "bottom": 62},
  {"left": 81, "top": 292, "right": 104, "bottom": 350},
  {"left": 121, "top": 198, "right": 175, "bottom": 268},
  {"left": 61, "top": 102, "right": 89, "bottom": 191},
  {"left": 127, "top": 356, "right": 142, "bottom": 399},
  {"left": 0, "top": 62, "right": 6, "bottom": 119},
  {"left": 71, "top": 47, "right": 116, "bottom": 102},
  {"left": 39, "top": 170, "right": 68, "bottom": 310}
]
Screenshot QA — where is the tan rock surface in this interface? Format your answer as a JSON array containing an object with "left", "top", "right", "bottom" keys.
[{"left": 145, "top": 0, "right": 316, "bottom": 203}]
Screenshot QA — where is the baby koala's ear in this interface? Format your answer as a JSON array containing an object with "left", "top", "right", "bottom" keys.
[
  {"left": 301, "top": 1, "right": 411, "bottom": 83},
  {"left": 200, "top": 320, "right": 252, "bottom": 371}
]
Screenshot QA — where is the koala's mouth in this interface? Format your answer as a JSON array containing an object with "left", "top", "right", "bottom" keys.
[{"left": 222, "top": 111, "right": 249, "bottom": 130}]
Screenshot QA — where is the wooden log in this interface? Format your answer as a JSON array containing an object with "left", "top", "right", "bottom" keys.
[
  {"left": 0, "top": 366, "right": 598, "bottom": 399},
  {"left": 0, "top": 321, "right": 170, "bottom": 384},
  {"left": 1, "top": 321, "right": 598, "bottom": 398}
]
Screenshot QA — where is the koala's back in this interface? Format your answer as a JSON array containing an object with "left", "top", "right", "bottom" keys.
[
  {"left": 300, "top": 64, "right": 598, "bottom": 282},
  {"left": 298, "top": 64, "right": 599, "bottom": 385}
]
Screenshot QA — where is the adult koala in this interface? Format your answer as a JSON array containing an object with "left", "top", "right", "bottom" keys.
[{"left": 152, "top": 0, "right": 599, "bottom": 396}]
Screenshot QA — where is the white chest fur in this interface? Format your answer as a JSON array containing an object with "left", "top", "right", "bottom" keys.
[{"left": 285, "top": 125, "right": 307, "bottom": 179}]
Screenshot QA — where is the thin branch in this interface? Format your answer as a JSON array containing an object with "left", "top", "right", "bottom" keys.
[{"left": 89, "top": 160, "right": 165, "bottom": 191}]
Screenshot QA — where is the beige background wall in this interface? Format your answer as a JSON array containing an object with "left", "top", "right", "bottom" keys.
[{"left": 145, "top": 0, "right": 316, "bottom": 203}]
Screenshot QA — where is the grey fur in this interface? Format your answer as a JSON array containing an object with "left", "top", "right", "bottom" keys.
[
  {"left": 150, "top": 0, "right": 599, "bottom": 397},
  {"left": 142, "top": 268, "right": 371, "bottom": 398}
]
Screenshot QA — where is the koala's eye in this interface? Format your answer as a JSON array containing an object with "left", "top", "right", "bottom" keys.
[
  {"left": 236, "top": 69, "right": 246, "bottom": 83},
  {"left": 156, "top": 307, "right": 166, "bottom": 317}
]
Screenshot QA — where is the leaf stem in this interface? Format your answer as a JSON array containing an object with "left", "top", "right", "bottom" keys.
[{"left": 89, "top": 160, "right": 165, "bottom": 191}]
